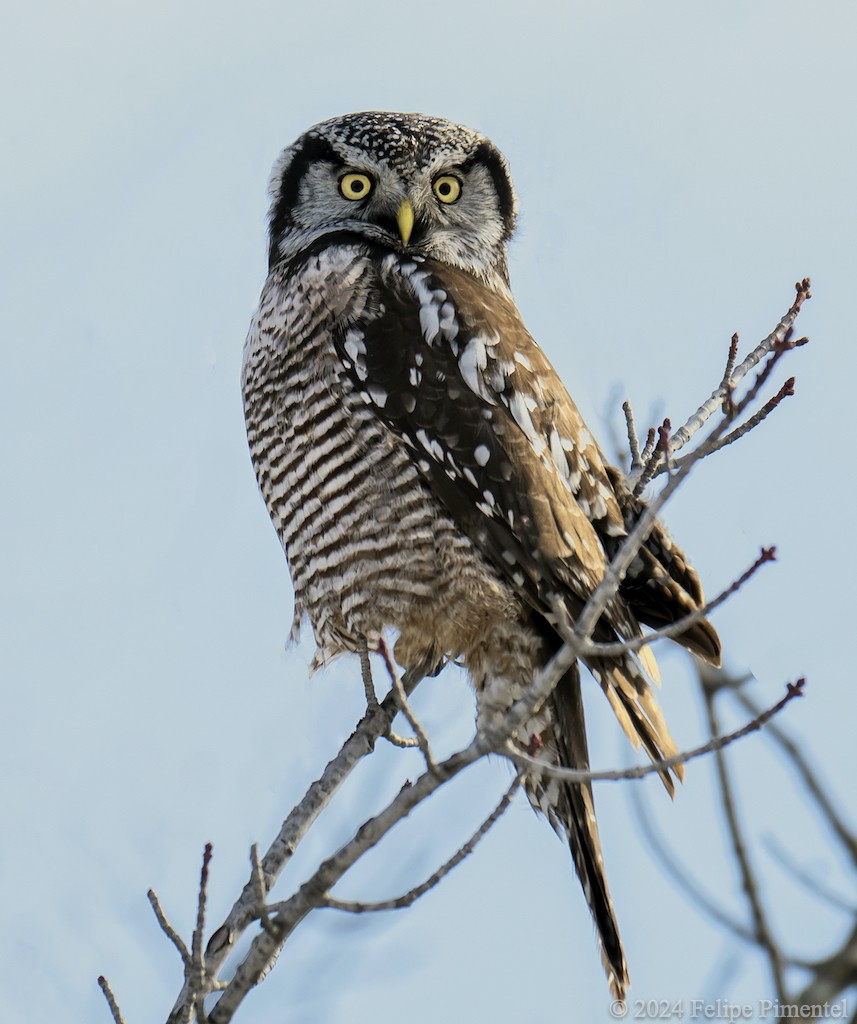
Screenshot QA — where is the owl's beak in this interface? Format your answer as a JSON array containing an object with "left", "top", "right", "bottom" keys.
[{"left": 396, "top": 198, "right": 415, "bottom": 247}]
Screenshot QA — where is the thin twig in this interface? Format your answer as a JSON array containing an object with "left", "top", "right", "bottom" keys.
[
  {"left": 506, "top": 680, "right": 804, "bottom": 784},
  {"left": 720, "top": 333, "right": 740, "bottom": 416},
  {"left": 665, "top": 277, "right": 810, "bottom": 459},
  {"left": 165, "top": 667, "right": 428, "bottom": 1023},
  {"left": 371, "top": 636, "right": 425, "bottom": 749},
  {"left": 623, "top": 400, "right": 643, "bottom": 470},
  {"left": 583, "top": 546, "right": 776, "bottom": 659},
  {"left": 190, "top": 844, "right": 214, "bottom": 1023},
  {"left": 726, "top": 684, "right": 857, "bottom": 870},
  {"left": 383, "top": 728, "right": 421, "bottom": 748},
  {"left": 633, "top": 417, "right": 672, "bottom": 495},
  {"left": 703, "top": 685, "right": 788, "bottom": 1004},
  {"left": 793, "top": 920, "right": 857, "bottom": 1011},
  {"left": 250, "top": 844, "right": 276, "bottom": 935},
  {"left": 357, "top": 633, "right": 378, "bottom": 712},
  {"left": 390, "top": 671, "right": 436, "bottom": 771},
  {"left": 763, "top": 834, "right": 857, "bottom": 915},
  {"left": 670, "top": 378, "right": 795, "bottom": 470},
  {"left": 639, "top": 425, "right": 657, "bottom": 467},
  {"left": 627, "top": 781, "right": 815, "bottom": 967},
  {"left": 148, "top": 890, "right": 191, "bottom": 966},
  {"left": 319, "top": 776, "right": 521, "bottom": 913},
  {"left": 627, "top": 784, "right": 756, "bottom": 942},
  {"left": 98, "top": 977, "right": 127, "bottom": 1024}
]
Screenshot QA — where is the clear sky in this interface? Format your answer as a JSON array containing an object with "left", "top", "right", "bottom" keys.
[{"left": 2, "top": 2, "right": 855, "bottom": 1022}]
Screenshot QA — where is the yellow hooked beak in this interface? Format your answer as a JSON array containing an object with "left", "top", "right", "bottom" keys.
[{"left": 396, "top": 198, "right": 415, "bottom": 246}]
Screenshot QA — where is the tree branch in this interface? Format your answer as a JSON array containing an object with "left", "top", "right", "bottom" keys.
[
  {"left": 583, "top": 546, "right": 776, "bottom": 659},
  {"left": 98, "top": 976, "right": 127, "bottom": 1024},
  {"left": 702, "top": 683, "right": 788, "bottom": 1004},
  {"left": 505, "top": 680, "right": 804, "bottom": 784},
  {"left": 319, "top": 776, "right": 521, "bottom": 913}
]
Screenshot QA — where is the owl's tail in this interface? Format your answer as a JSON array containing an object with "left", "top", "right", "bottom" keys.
[{"left": 524, "top": 662, "right": 630, "bottom": 1003}]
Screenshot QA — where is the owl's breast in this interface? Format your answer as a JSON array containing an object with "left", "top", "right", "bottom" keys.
[{"left": 242, "top": 246, "right": 512, "bottom": 670}]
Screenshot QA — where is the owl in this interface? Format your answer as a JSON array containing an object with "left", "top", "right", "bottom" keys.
[{"left": 242, "top": 111, "right": 721, "bottom": 1000}]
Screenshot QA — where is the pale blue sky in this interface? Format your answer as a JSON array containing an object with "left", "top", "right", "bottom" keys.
[{"left": 2, "top": 2, "right": 855, "bottom": 1022}]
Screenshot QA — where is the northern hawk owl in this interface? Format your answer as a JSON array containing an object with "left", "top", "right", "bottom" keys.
[{"left": 242, "top": 111, "right": 721, "bottom": 999}]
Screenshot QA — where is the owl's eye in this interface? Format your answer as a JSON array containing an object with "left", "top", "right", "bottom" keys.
[
  {"left": 339, "top": 173, "right": 374, "bottom": 201},
  {"left": 432, "top": 175, "right": 462, "bottom": 204}
]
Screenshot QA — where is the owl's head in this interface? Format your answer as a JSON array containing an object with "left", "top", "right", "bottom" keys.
[{"left": 266, "top": 111, "right": 519, "bottom": 289}]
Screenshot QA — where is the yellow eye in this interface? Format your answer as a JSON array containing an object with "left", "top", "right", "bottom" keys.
[
  {"left": 432, "top": 175, "right": 462, "bottom": 204},
  {"left": 339, "top": 172, "right": 373, "bottom": 201}
]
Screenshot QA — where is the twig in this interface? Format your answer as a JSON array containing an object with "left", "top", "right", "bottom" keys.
[
  {"left": 191, "top": 844, "right": 214, "bottom": 1023},
  {"left": 792, "top": 920, "right": 857, "bottom": 1011},
  {"left": 725, "top": 683, "right": 857, "bottom": 870},
  {"left": 674, "top": 377, "right": 796, "bottom": 466},
  {"left": 639, "top": 425, "right": 657, "bottom": 467},
  {"left": 633, "top": 417, "right": 672, "bottom": 495},
  {"left": 763, "top": 834, "right": 857, "bottom": 915},
  {"left": 623, "top": 400, "right": 643, "bottom": 470},
  {"left": 627, "top": 783, "right": 756, "bottom": 943},
  {"left": 665, "top": 278, "right": 810, "bottom": 459},
  {"left": 390, "top": 670, "right": 436, "bottom": 771},
  {"left": 148, "top": 890, "right": 191, "bottom": 966},
  {"left": 166, "top": 667, "right": 427, "bottom": 1023},
  {"left": 627, "top": 784, "right": 815, "bottom": 967},
  {"left": 207, "top": 739, "right": 485, "bottom": 1021},
  {"left": 320, "top": 776, "right": 521, "bottom": 913},
  {"left": 98, "top": 977, "right": 128, "bottom": 1024},
  {"left": 703, "top": 685, "right": 788, "bottom": 1004},
  {"left": 720, "top": 333, "right": 740, "bottom": 416},
  {"left": 357, "top": 633, "right": 378, "bottom": 712},
  {"left": 583, "top": 546, "right": 776, "bottom": 659},
  {"left": 250, "top": 844, "right": 276, "bottom": 935},
  {"left": 505, "top": 680, "right": 804, "bottom": 784},
  {"left": 209, "top": 677, "right": 803, "bottom": 1021},
  {"left": 379, "top": 638, "right": 424, "bottom": 750}
]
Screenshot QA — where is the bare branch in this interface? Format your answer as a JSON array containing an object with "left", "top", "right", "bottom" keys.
[
  {"left": 356, "top": 633, "right": 378, "bottom": 712},
  {"left": 720, "top": 332, "right": 740, "bottom": 416},
  {"left": 584, "top": 546, "right": 777, "bottom": 659},
  {"left": 390, "top": 669, "right": 436, "bottom": 771},
  {"left": 639, "top": 425, "right": 657, "bottom": 467},
  {"left": 165, "top": 667, "right": 428, "bottom": 1023},
  {"left": 764, "top": 835, "right": 857, "bottom": 915},
  {"left": 665, "top": 277, "right": 810, "bottom": 459},
  {"left": 703, "top": 685, "right": 788, "bottom": 1004},
  {"left": 632, "top": 416, "right": 672, "bottom": 495},
  {"left": 189, "top": 844, "right": 214, "bottom": 1023},
  {"left": 627, "top": 767, "right": 817, "bottom": 969},
  {"left": 250, "top": 844, "right": 276, "bottom": 936},
  {"left": 627, "top": 782, "right": 757, "bottom": 943},
  {"left": 793, "top": 920, "right": 857, "bottom": 1010},
  {"left": 505, "top": 680, "right": 805, "bottom": 784},
  {"left": 320, "top": 776, "right": 521, "bottom": 913},
  {"left": 148, "top": 889, "right": 191, "bottom": 967},
  {"left": 622, "top": 399, "right": 643, "bottom": 470},
  {"left": 724, "top": 680, "right": 857, "bottom": 870},
  {"left": 208, "top": 742, "right": 489, "bottom": 1022},
  {"left": 98, "top": 976, "right": 128, "bottom": 1024},
  {"left": 673, "top": 377, "right": 796, "bottom": 467}
]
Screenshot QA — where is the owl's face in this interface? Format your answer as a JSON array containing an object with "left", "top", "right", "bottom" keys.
[{"left": 267, "top": 112, "right": 519, "bottom": 289}]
